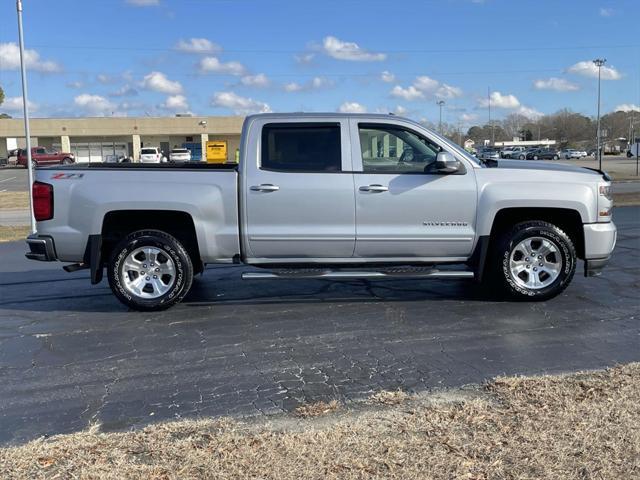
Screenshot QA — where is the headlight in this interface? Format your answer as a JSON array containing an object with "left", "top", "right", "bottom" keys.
[{"left": 599, "top": 185, "right": 612, "bottom": 200}]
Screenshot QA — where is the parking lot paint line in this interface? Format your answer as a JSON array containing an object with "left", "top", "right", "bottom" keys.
[{"left": 0, "top": 177, "right": 16, "bottom": 183}]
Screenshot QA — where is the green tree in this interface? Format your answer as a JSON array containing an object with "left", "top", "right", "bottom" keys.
[{"left": 0, "top": 85, "right": 4, "bottom": 107}]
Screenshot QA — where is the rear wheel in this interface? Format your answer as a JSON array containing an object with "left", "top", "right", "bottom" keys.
[
  {"left": 553, "top": 155, "right": 559, "bottom": 160},
  {"left": 486, "top": 221, "right": 576, "bottom": 301},
  {"left": 62, "top": 157, "right": 74, "bottom": 165},
  {"left": 533, "top": 155, "right": 539, "bottom": 160},
  {"left": 107, "top": 230, "right": 194, "bottom": 311}
]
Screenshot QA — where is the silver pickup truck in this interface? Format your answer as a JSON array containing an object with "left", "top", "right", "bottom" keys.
[{"left": 26, "top": 113, "right": 617, "bottom": 311}]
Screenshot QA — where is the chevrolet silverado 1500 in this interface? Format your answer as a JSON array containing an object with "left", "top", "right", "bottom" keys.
[{"left": 25, "top": 113, "right": 617, "bottom": 310}]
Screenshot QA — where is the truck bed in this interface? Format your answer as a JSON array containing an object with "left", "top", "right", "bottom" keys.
[{"left": 34, "top": 165, "right": 240, "bottom": 263}]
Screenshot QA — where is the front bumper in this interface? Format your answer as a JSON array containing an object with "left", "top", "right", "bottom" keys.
[
  {"left": 583, "top": 222, "right": 617, "bottom": 277},
  {"left": 25, "top": 234, "right": 57, "bottom": 261}
]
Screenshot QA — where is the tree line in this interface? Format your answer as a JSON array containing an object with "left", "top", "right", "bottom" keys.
[{"left": 437, "top": 109, "right": 638, "bottom": 149}]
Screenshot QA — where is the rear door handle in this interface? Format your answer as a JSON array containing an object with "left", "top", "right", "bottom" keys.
[
  {"left": 250, "top": 184, "right": 280, "bottom": 192},
  {"left": 359, "top": 184, "right": 388, "bottom": 192}
]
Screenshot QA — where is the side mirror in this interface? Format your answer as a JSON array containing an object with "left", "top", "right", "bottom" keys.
[{"left": 435, "top": 151, "right": 461, "bottom": 174}]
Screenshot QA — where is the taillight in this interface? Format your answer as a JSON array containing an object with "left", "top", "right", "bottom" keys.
[{"left": 32, "top": 181, "right": 53, "bottom": 221}]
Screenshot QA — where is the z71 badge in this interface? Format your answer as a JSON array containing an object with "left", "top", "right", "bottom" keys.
[{"left": 51, "top": 173, "right": 84, "bottom": 180}]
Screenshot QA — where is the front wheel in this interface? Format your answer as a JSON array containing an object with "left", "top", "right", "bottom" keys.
[
  {"left": 487, "top": 221, "right": 576, "bottom": 301},
  {"left": 553, "top": 155, "right": 559, "bottom": 160},
  {"left": 533, "top": 155, "right": 539, "bottom": 160},
  {"left": 62, "top": 157, "right": 74, "bottom": 165},
  {"left": 107, "top": 230, "right": 194, "bottom": 311}
]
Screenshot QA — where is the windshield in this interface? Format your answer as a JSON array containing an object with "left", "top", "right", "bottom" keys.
[
  {"left": 140, "top": 149, "right": 157, "bottom": 154},
  {"left": 172, "top": 149, "right": 188, "bottom": 153}
]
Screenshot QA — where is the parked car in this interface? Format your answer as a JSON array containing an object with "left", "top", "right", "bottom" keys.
[
  {"left": 16, "top": 147, "right": 75, "bottom": 168},
  {"left": 139, "top": 147, "right": 166, "bottom": 163},
  {"left": 26, "top": 112, "right": 616, "bottom": 311},
  {"left": 560, "top": 149, "right": 583, "bottom": 159},
  {"left": 104, "top": 155, "right": 131, "bottom": 163},
  {"left": 169, "top": 148, "right": 192, "bottom": 162},
  {"left": 476, "top": 147, "right": 500, "bottom": 161},
  {"left": 515, "top": 149, "right": 536, "bottom": 160},
  {"left": 500, "top": 146, "right": 527, "bottom": 159},
  {"left": 525, "top": 149, "right": 560, "bottom": 160}
]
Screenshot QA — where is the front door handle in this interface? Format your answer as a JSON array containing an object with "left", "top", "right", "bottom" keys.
[
  {"left": 250, "top": 184, "right": 280, "bottom": 192},
  {"left": 359, "top": 184, "right": 388, "bottom": 192}
]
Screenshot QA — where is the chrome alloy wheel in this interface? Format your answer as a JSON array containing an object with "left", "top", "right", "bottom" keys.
[
  {"left": 121, "top": 246, "right": 176, "bottom": 299},
  {"left": 509, "top": 236, "right": 562, "bottom": 289}
]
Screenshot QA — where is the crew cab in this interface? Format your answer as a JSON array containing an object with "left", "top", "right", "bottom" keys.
[
  {"left": 25, "top": 113, "right": 617, "bottom": 311},
  {"left": 17, "top": 146, "right": 75, "bottom": 168}
]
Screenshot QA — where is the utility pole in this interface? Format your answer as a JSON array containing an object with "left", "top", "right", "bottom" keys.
[
  {"left": 593, "top": 58, "right": 606, "bottom": 171},
  {"left": 488, "top": 87, "right": 494, "bottom": 145},
  {"left": 16, "top": 0, "right": 36, "bottom": 234},
  {"left": 437, "top": 100, "right": 445, "bottom": 134}
]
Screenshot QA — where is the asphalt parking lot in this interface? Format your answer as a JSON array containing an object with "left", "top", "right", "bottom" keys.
[{"left": 0, "top": 206, "right": 638, "bottom": 446}]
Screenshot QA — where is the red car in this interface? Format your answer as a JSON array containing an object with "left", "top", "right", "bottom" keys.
[{"left": 17, "top": 146, "right": 75, "bottom": 168}]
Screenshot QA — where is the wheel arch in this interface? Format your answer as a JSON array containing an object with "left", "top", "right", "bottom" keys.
[
  {"left": 472, "top": 206, "right": 585, "bottom": 281},
  {"left": 101, "top": 210, "right": 203, "bottom": 274}
]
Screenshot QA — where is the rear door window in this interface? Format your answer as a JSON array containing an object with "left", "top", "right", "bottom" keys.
[{"left": 261, "top": 123, "right": 342, "bottom": 172}]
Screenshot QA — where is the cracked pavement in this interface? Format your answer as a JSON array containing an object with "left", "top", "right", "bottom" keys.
[{"left": 0, "top": 207, "right": 638, "bottom": 445}]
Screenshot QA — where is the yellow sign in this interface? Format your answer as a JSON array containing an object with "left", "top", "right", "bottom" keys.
[{"left": 206, "top": 141, "right": 227, "bottom": 163}]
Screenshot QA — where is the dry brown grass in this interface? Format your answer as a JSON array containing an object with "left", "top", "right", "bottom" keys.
[
  {"left": 0, "top": 225, "right": 30, "bottom": 243},
  {"left": 368, "top": 389, "right": 410, "bottom": 406},
  {"left": 294, "top": 399, "right": 341, "bottom": 418},
  {"left": 1, "top": 364, "right": 639, "bottom": 479},
  {"left": 0, "top": 191, "right": 29, "bottom": 210}
]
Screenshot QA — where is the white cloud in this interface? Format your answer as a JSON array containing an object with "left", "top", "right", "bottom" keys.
[
  {"left": 240, "top": 73, "right": 270, "bottom": 88},
  {"left": 284, "top": 76, "right": 333, "bottom": 92},
  {"left": 66, "top": 81, "right": 84, "bottom": 89},
  {"left": 141, "top": 71, "right": 183, "bottom": 94},
  {"left": 390, "top": 85, "right": 424, "bottom": 101},
  {"left": 615, "top": 103, "right": 640, "bottom": 112},
  {"left": 74, "top": 94, "right": 115, "bottom": 114},
  {"left": 414, "top": 76, "right": 439, "bottom": 91},
  {"left": 322, "top": 36, "right": 386, "bottom": 62},
  {"left": 199, "top": 56, "right": 246, "bottom": 75},
  {"left": 478, "top": 91, "right": 520, "bottom": 109},
  {"left": 338, "top": 102, "right": 367, "bottom": 113},
  {"left": 125, "top": 0, "right": 159, "bottom": 6},
  {"left": 599, "top": 7, "right": 614, "bottom": 16},
  {"left": 393, "top": 105, "right": 407, "bottom": 116},
  {"left": 212, "top": 91, "right": 271, "bottom": 115},
  {"left": 109, "top": 85, "right": 138, "bottom": 97},
  {"left": 381, "top": 71, "right": 395, "bottom": 83},
  {"left": 390, "top": 75, "right": 463, "bottom": 101},
  {"left": 0, "top": 42, "right": 61, "bottom": 73},
  {"left": 460, "top": 113, "right": 479, "bottom": 123},
  {"left": 567, "top": 61, "right": 622, "bottom": 80},
  {"left": 161, "top": 94, "right": 189, "bottom": 111},
  {"left": 97, "top": 74, "right": 116, "bottom": 84},
  {"left": 533, "top": 77, "right": 579, "bottom": 92},
  {"left": 175, "top": 38, "right": 221, "bottom": 54},
  {"left": 517, "top": 106, "right": 543, "bottom": 119},
  {"left": 436, "top": 83, "right": 463, "bottom": 99},
  {"left": 1, "top": 96, "right": 38, "bottom": 112},
  {"left": 294, "top": 52, "right": 315, "bottom": 64}
]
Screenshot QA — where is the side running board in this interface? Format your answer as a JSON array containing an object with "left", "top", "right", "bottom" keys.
[{"left": 242, "top": 268, "right": 474, "bottom": 280}]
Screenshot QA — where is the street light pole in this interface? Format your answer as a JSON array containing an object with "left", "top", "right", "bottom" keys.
[
  {"left": 437, "top": 100, "right": 445, "bottom": 134},
  {"left": 16, "top": 0, "right": 36, "bottom": 234},
  {"left": 593, "top": 58, "right": 606, "bottom": 171}
]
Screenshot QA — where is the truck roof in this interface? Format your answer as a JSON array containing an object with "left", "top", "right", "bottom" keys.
[{"left": 246, "top": 112, "right": 407, "bottom": 121}]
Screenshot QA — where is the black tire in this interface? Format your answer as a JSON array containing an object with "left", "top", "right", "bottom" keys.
[
  {"left": 62, "top": 157, "right": 74, "bottom": 165},
  {"left": 486, "top": 221, "right": 576, "bottom": 301},
  {"left": 519, "top": 155, "right": 525, "bottom": 160},
  {"left": 107, "top": 230, "right": 194, "bottom": 311},
  {"left": 553, "top": 155, "right": 559, "bottom": 160},
  {"left": 533, "top": 155, "right": 539, "bottom": 160}
]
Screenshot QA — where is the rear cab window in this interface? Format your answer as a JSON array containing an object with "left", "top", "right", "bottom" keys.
[{"left": 261, "top": 123, "right": 342, "bottom": 172}]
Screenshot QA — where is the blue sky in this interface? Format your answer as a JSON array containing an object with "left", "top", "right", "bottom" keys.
[{"left": 0, "top": 0, "right": 638, "bottom": 127}]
